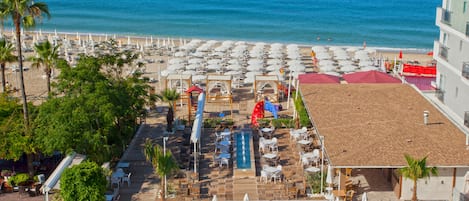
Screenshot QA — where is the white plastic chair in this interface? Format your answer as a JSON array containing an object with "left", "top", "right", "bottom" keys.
[
  {"left": 270, "top": 137, "right": 278, "bottom": 153},
  {"left": 122, "top": 172, "right": 131, "bottom": 187},
  {"left": 219, "top": 158, "right": 229, "bottom": 168},
  {"left": 259, "top": 141, "right": 267, "bottom": 153},
  {"left": 260, "top": 170, "right": 269, "bottom": 183}
]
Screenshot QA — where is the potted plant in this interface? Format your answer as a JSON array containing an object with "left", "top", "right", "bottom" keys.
[
  {"left": 8, "top": 173, "right": 31, "bottom": 192},
  {"left": 306, "top": 173, "right": 326, "bottom": 198},
  {"left": 1, "top": 169, "right": 13, "bottom": 177}
]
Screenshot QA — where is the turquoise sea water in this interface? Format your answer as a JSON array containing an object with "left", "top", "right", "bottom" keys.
[{"left": 34, "top": 0, "right": 440, "bottom": 49}]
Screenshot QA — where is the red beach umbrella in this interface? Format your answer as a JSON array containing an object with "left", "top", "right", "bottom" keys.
[{"left": 399, "top": 50, "right": 403, "bottom": 59}]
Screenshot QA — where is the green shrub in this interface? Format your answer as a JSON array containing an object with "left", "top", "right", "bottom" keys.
[
  {"left": 294, "top": 95, "right": 312, "bottom": 128},
  {"left": 8, "top": 173, "right": 30, "bottom": 186}
]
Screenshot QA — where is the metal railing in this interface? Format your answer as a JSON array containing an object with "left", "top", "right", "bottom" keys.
[
  {"left": 435, "top": 89, "right": 445, "bottom": 103},
  {"left": 463, "top": 62, "right": 469, "bottom": 80},
  {"left": 442, "top": 8, "right": 451, "bottom": 25},
  {"left": 439, "top": 44, "right": 449, "bottom": 61}
]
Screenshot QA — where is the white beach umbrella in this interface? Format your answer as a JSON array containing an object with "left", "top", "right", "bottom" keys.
[
  {"left": 207, "top": 64, "right": 222, "bottom": 70},
  {"left": 226, "top": 64, "right": 242, "bottom": 71},
  {"left": 323, "top": 71, "right": 341, "bottom": 77},
  {"left": 247, "top": 64, "right": 263, "bottom": 72},
  {"left": 182, "top": 70, "right": 196, "bottom": 75},
  {"left": 167, "top": 63, "right": 185, "bottom": 71},
  {"left": 185, "top": 64, "right": 199, "bottom": 70},
  {"left": 224, "top": 71, "right": 239, "bottom": 75},
  {"left": 168, "top": 58, "right": 184, "bottom": 65},
  {"left": 326, "top": 165, "right": 332, "bottom": 185},
  {"left": 228, "top": 59, "right": 240, "bottom": 65},
  {"left": 174, "top": 52, "right": 186, "bottom": 57},
  {"left": 266, "top": 65, "right": 282, "bottom": 72},
  {"left": 207, "top": 59, "right": 221, "bottom": 65},
  {"left": 339, "top": 65, "right": 357, "bottom": 73},
  {"left": 212, "top": 195, "right": 218, "bottom": 201},
  {"left": 243, "top": 193, "right": 249, "bottom": 201},
  {"left": 319, "top": 65, "right": 337, "bottom": 72},
  {"left": 127, "top": 36, "right": 131, "bottom": 45},
  {"left": 289, "top": 64, "right": 305, "bottom": 72},
  {"left": 360, "top": 66, "right": 378, "bottom": 72},
  {"left": 192, "top": 75, "right": 207, "bottom": 82},
  {"left": 361, "top": 192, "right": 368, "bottom": 201},
  {"left": 188, "top": 58, "right": 204, "bottom": 64},
  {"left": 160, "top": 69, "right": 174, "bottom": 77}
]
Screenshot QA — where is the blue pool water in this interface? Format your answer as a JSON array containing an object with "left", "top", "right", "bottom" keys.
[
  {"left": 14, "top": 0, "right": 441, "bottom": 49},
  {"left": 235, "top": 132, "right": 251, "bottom": 169}
]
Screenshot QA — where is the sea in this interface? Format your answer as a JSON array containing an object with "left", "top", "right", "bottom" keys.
[{"left": 31, "top": 0, "right": 441, "bottom": 50}]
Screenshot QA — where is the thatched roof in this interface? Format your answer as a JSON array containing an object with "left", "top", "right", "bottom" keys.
[{"left": 300, "top": 84, "right": 469, "bottom": 167}]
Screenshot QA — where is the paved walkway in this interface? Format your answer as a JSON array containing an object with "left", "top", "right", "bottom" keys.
[{"left": 118, "top": 112, "right": 167, "bottom": 201}]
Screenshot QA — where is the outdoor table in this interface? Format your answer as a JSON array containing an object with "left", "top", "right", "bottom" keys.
[
  {"left": 218, "top": 140, "right": 231, "bottom": 147},
  {"left": 112, "top": 171, "right": 125, "bottom": 180},
  {"left": 117, "top": 162, "right": 130, "bottom": 169},
  {"left": 220, "top": 131, "right": 231, "bottom": 140},
  {"left": 105, "top": 195, "right": 113, "bottom": 201},
  {"left": 261, "top": 127, "right": 273, "bottom": 133},
  {"left": 263, "top": 153, "right": 278, "bottom": 160},
  {"left": 263, "top": 166, "right": 280, "bottom": 175},
  {"left": 305, "top": 167, "right": 320, "bottom": 173},
  {"left": 217, "top": 153, "right": 231, "bottom": 159},
  {"left": 263, "top": 139, "right": 276, "bottom": 147},
  {"left": 297, "top": 140, "right": 312, "bottom": 145}
]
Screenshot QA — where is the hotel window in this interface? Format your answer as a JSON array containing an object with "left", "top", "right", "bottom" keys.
[
  {"left": 455, "top": 87, "right": 458, "bottom": 98},
  {"left": 460, "top": 40, "right": 463, "bottom": 52},
  {"left": 464, "top": 1, "right": 467, "bottom": 13},
  {"left": 465, "top": 111, "right": 469, "bottom": 129}
]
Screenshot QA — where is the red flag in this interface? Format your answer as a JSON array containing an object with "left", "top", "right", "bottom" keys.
[
  {"left": 251, "top": 101, "right": 265, "bottom": 127},
  {"left": 399, "top": 50, "right": 403, "bottom": 59}
]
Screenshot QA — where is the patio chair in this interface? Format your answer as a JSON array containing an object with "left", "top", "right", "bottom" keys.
[
  {"left": 259, "top": 140, "right": 267, "bottom": 153},
  {"left": 260, "top": 170, "right": 269, "bottom": 183},
  {"left": 345, "top": 190, "right": 355, "bottom": 201},
  {"left": 219, "top": 158, "right": 229, "bottom": 168},
  {"left": 111, "top": 177, "right": 121, "bottom": 188},
  {"left": 29, "top": 184, "right": 42, "bottom": 196},
  {"left": 122, "top": 172, "right": 132, "bottom": 187},
  {"left": 271, "top": 171, "right": 282, "bottom": 184}
]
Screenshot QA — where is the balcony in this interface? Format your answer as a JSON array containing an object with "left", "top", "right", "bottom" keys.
[
  {"left": 465, "top": 111, "right": 469, "bottom": 129},
  {"left": 439, "top": 44, "right": 449, "bottom": 61},
  {"left": 436, "top": 89, "right": 445, "bottom": 103},
  {"left": 463, "top": 62, "right": 469, "bottom": 80},
  {"left": 441, "top": 8, "right": 451, "bottom": 25}
]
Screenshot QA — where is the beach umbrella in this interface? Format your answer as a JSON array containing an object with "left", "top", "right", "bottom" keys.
[
  {"left": 243, "top": 193, "right": 249, "bottom": 201},
  {"left": 361, "top": 192, "right": 368, "bottom": 201},
  {"left": 105, "top": 34, "right": 108, "bottom": 41},
  {"left": 212, "top": 195, "right": 218, "bottom": 201},
  {"left": 326, "top": 165, "right": 332, "bottom": 186},
  {"left": 127, "top": 36, "right": 131, "bottom": 45}
]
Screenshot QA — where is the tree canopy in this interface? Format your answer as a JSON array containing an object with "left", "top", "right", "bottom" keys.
[
  {"left": 35, "top": 51, "right": 150, "bottom": 163},
  {"left": 60, "top": 161, "right": 107, "bottom": 201},
  {"left": 400, "top": 154, "right": 438, "bottom": 201}
]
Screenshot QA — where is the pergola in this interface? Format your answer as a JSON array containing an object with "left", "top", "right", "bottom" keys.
[
  {"left": 205, "top": 74, "right": 233, "bottom": 119},
  {"left": 166, "top": 74, "right": 192, "bottom": 118},
  {"left": 254, "top": 75, "right": 279, "bottom": 103}
]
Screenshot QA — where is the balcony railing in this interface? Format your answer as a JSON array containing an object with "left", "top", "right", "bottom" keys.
[
  {"left": 442, "top": 8, "right": 451, "bottom": 25},
  {"left": 439, "top": 44, "right": 449, "bottom": 61},
  {"left": 436, "top": 89, "right": 445, "bottom": 103},
  {"left": 463, "top": 62, "right": 469, "bottom": 80}
]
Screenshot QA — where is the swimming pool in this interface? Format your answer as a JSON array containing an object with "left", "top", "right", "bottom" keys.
[{"left": 235, "top": 131, "right": 251, "bottom": 169}]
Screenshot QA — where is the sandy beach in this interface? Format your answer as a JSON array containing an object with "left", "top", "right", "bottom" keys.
[{"left": 2, "top": 30, "right": 433, "bottom": 104}]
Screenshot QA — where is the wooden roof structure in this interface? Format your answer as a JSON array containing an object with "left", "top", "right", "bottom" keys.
[{"left": 300, "top": 84, "right": 469, "bottom": 168}]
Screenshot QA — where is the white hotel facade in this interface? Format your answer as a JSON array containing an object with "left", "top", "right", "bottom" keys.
[{"left": 434, "top": 0, "right": 469, "bottom": 130}]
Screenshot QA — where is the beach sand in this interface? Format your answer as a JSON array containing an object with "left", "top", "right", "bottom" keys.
[{"left": 2, "top": 31, "right": 433, "bottom": 104}]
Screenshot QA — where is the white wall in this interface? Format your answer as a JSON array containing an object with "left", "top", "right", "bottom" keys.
[
  {"left": 453, "top": 168, "right": 469, "bottom": 194},
  {"left": 400, "top": 168, "right": 454, "bottom": 200}
]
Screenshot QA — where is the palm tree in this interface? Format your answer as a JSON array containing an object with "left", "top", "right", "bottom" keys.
[
  {"left": 0, "top": 0, "right": 50, "bottom": 126},
  {"left": 144, "top": 138, "right": 179, "bottom": 201},
  {"left": 160, "top": 89, "right": 180, "bottom": 132},
  {"left": 400, "top": 154, "right": 438, "bottom": 201},
  {"left": 0, "top": 38, "right": 15, "bottom": 92},
  {"left": 30, "top": 40, "right": 59, "bottom": 94}
]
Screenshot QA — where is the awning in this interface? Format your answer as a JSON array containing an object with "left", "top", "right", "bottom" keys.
[
  {"left": 41, "top": 152, "right": 86, "bottom": 196},
  {"left": 343, "top": 70, "right": 401, "bottom": 83},
  {"left": 190, "top": 92, "right": 205, "bottom": 144},
  {"left": 298, "top": 73, "right": 341, "bottom": 84}
]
